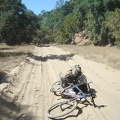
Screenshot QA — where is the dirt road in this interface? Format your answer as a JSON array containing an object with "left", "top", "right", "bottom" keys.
[{"left": 0, "top": 45, "right": 120, "bottom": 120}]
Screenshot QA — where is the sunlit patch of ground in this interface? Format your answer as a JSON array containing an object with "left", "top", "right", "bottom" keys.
[
  {"left": 55, "top": 44, "right": 120, "bottom": 70},
  {"left": 0, "top": 43, "right": 35, "bottom": 72}
]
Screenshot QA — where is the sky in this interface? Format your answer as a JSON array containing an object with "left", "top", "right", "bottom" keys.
[{"left": 22, "top": 0, "right": 69, "bottom": 15}]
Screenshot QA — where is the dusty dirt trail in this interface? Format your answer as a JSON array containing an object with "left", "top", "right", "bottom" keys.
[{"left": 0, "top": 45, "right": 120, "bottom": 120}]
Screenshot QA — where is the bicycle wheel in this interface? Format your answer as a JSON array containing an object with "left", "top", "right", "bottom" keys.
[
  {"left": 50, "top": 81, "right": 63, "bottom": 96},
  {"left": 47, "top": 99, "right": 77, "bottom": 118}
]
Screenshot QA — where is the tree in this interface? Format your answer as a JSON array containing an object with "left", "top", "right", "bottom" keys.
[
  {"left": 0, "top": 0, "right": 39, "bottom": 45},
  {"left": 105, "top": 8, "right": 120, "bottom": 46},
  {"left": 61, "top": 1, "right": 74, "bottom": 16},
  {"left": 63, "top": 14, "right": 80, "bottom": 42},
  {"left": 20, "top": 10, "right": 39, "bottom": 44},
  {"left": 56, "top": 0, "right": 64, "bottom": 9},
  {"left": 37, "top": 0, "right": 120, "bottom": 45},
  {"left": 33, "top": 26, "right": 53, "bottom": 44},
  {"left": 53, "top": 21, "right": 66, "bottom": 43},
  {"left": 0, "top": 0, "right": 5, "bottom": 14}
]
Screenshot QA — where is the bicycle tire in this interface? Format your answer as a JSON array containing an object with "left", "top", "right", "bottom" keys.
[
  {"left": 50, "top": 81, "right": 63, "bottom": 96},
  {"left": 47, "top": 99, "right": 77, "bottom": 118}
]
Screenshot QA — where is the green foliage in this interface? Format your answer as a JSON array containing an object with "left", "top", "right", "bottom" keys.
[
  {"left": 53, "top": 21, "right": 66, "bottom": 44},
  {"left": 61, "top": 1, "right": 74, "bottom": 16},
  {"left": 0, "top": 11, "right": 21, "bottom": 45},
  {"left": 63, "top": 14, "right": 80, "bottom": 40},
  {"left": 21, "top": 10, "right": 39, "bottom": 44},
  {"left": 33, "top": 26, "right": 53, "bottom": 44},
  {"left": 56, "top": 0, "right": 64, "bottom": 9},
  {"left": 0, "top": 0, "right": 5, "bottom": 13},
  {"left": 37, "top": 0, "right": 120, "bottom": 45},
  {"left": 1, "top": 0, "right": 120, "bottom": 46},
  {"left": 105, "top": 8, "right": 120, "bottom": 46},
  {"left": 0, "top": 0, "right": 39, "bottom": 45}
]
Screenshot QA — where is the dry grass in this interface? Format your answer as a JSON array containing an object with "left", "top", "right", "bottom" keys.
[
  {"left": 0, "top": 43, "right": 35, "bottom": 72},
  {"left": 0, "top": 43, "right": 120, "bottom": 74},
  {"left": 56, "top": 44, "right": 120, "bottom": 70}
]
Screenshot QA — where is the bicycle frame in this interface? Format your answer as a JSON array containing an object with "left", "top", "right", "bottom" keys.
[
  {"left": 62, "top": 82, "right": 96, "bottom": 107},
  {"left": 63, "top": 84, "right": 87, "bottom": 98},
  {"left": 47, "top": 82, "right": 96, "bottom": 118},
  {"left": 50, "top": 80, "right": 96, "bottom": 107}
]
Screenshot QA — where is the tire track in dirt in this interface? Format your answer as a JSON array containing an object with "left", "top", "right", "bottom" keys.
[
  {"left": 55, "top": 46, "right": 120, "bottom": 120},
  {"left": 12, "top": 46, "right": 64, "bottom": 120},
  {"left": 38, "top": 46, "right": 107, "bottom": 120},
  {"left": 65, "top": 54, "right": 116, "bottom": 120},
  {"left": 14, "top": 47, "right": 51, "bottom": 120},
  {"left": 48, "top": 46, "right": 96, "bottom": 120},
  {"left": 13, "top": 48, "right": 42, "bottom": 120},
  {"left": 44, "top": 47, "right": 78, "bottom": 120},
  {"left": 44, "top": 46, "right": 120, "bottom": 120},
  {"left": 1, "top": 46, "right": 120, "bottom": 120},
  {"left": 42, "top": 46, "right": 83, "bottom": 120}
]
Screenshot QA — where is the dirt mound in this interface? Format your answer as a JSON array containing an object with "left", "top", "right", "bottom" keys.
[{"left": 73, "top": 32, "right": 91, "bottom": 45}]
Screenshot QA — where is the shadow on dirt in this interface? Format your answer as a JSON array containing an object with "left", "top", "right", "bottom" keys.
[
  {"left": 27, "top": 52, "right": 75, "bottom": 62},
  {"left": 36, "top": 44, "right": 50, "bottom": 47},
  {"left": 0, "top": 48, "right": 15, "bottom": 50},
  {"left": 0, "top": 52, "right": 27, "bottom": 57},
  {"left": 51, "top": 87, "right": 107, "bottom": 120},
  {"left": 50, "top": 99, "right": 107, "bottom": 120},
  {"left": 0, "top": 71, "right": 8, "bottom": 84},
  {"left": 0, "top": 93, "right": 35, "bottom": 120},
  {"left": 51, "top": 106, "right": 82, "bottom": 120}
]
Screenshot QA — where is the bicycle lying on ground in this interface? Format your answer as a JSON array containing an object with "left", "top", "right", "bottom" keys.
[{"left": 47, "top": 81, "right": 96, "bottom": 119}]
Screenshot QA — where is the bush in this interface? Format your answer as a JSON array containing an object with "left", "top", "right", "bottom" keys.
[{"left": 105, "top": 8, "right": 120, "bottom": 46}]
